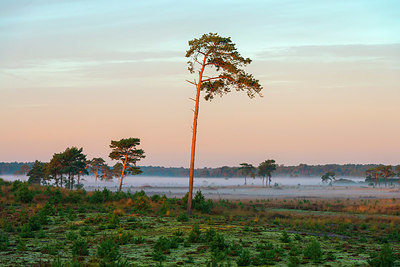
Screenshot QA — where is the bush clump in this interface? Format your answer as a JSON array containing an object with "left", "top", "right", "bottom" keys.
[
  {"left": 19, "top": 223, "right": 35, "bottom": 238},
  {"left": 177, "top": 212, "right": 189, "bottom": 222},
  {"left": 368, "top": 243, "right": 397, "bottom": 267},
  {"left": 188, "top": 225, "right": 202, "bottom": 243},
  {"left": 304, "top": 238, "right": 323, "bottom": 263},
  {"left": 236, "top": 249, "right": 251, "bottom": 266},
  {"left": 97, "top": 238, "right": 120, "bottom": 264},
  {"left": 133, "top": 195, "right": 150, "bottom": 212},
  {"left": 71, "top": 238, "right": 89, "bottom": 257},
  {"left": 89, "top": 188, "right": 113, "bottom": 203},
  {"left": 15, "top": 183, "right": 34, "bottom": 203},
  {"left": 0, "top": 231, "right": 9, "bottom": 251},
  {"left": 280, "top": 231, "right": 291, "bottom": 243},
  {"left": 192, "top": 190, "right": 214, "bottom": 214}
]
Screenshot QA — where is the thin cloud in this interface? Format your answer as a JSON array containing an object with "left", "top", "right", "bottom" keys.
[{"left": 256, "top": 44, "right": 400, "bottom": 63}]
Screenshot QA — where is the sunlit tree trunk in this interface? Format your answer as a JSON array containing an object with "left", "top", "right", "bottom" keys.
[
  {"left": 119, "top": 148, "right": 131, "bottom": 192},
  {"left": 95, "top": 166, "right": 100, "bottom": 183},
  {"left": 187, "top": 54, "right": 207, "bottom": 215}
]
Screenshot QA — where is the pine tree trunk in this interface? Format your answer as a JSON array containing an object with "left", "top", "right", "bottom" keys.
[
  {"left": 119, "top": 164, "right": 127, "bottom": 192},
  {"left": 119, "top": 149, "right": 131, "bottom": 192},
  {"left": 95, "top": 167, "right": 99, "bottom": 183},
  {"left": 187, "top": 54, "right": 207, "bottom": 215}
]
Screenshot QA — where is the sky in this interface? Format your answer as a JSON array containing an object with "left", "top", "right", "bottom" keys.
[{"left": 0, "top": 0, "right": 399, "bottom": 167}]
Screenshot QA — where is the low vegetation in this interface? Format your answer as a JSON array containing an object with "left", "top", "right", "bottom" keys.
[{"left": 0, "top": 178, "right": 399, "bottom": 266}]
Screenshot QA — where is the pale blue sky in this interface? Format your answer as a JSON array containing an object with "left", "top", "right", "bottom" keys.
[{"left": 1, "top": 0, "right": 399, "bottom": 166}]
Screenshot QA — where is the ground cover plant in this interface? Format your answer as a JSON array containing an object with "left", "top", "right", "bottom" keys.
[{"left": 0, "top": 178, "right": 399, "bottom": 266}]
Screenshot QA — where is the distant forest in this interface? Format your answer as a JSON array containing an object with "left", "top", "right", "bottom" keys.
[{"left": 1, "top": 162, "right": 393, "bottom": 178}]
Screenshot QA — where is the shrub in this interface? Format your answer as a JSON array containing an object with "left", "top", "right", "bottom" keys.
[
  {"left": 0, "top": 231, "right": 9, "bottom": 251},
  {"left": 252, "top": 249, "right": 276, "bottom": 266},
  {"left": 227, "top": 242, "right": 243, "bottom": 256},
  {"left": 294, "top": 234, "right": 302, "bottom": 241},
  {"left": 152, "top": 248, "right": 166, "bottom": 262},
  {"left": 115, "top": 231, "right": 133, "bottom": 245},
  {"left": 133, "top": 195, "right": 150, "bottom": 211},
  {"left": 26, "top": 216, "right": 42, "bottom": 231},
  {"left": 209, "top": 233, "right": 227, "bottom": 253},
  {"left": 280, "top": 231, "right": 291, "bottom": 243},
  {"left": 288, "top": 256, "right": 300, "bottom": 267},
  {"left": 134, "top": 236, "right": 144, "bottom": 244},
  {"left": 16, "top": 238, "right": 27, "bottom": 251},
  {"left": 11, "top": 180, "right": 23, "bottom": 192},
  {"left": 304, "top": 238, "right": 323, "bottom": 263},
  {"left": 113, "top": 191, "right": 128, "bottom": 201},
  {"left": 19, "top": 223, "right": 35, "bottom": 238},
  {"left": 89, "top": 189, "right": 112, "bottom": 204},
  {"left": 3, "top": 221, "right": 14, "bottom": 233},
  {"left": 37, "top": 229, "right": 46, "bottom": 238},
  {"left": 154, "top": 236, "right": 172, "bottom": 252},
  {"left": 49, "top": 188, "right": 63, "bottom": 204},
  {"left": 177, "top": 212, "right": 189, "bottom": 222},
  {"left": 66, "top": 190, "right": 84, "bottom": 203},
  {"left": 210, "top": 249, "right": 227, "bottom": 264},
  {"left": 97, "top": 238, "right": 120, "bottom": 264},
  {"left": 236, "top": 249, "right": 251, "bottom": 266},
  {"left": 66, "top": 208, "right": 77, "bottom": 221},
  {"left": 71, "top": 238, "right": 89, "bottom": 257},
  {"left": 368, "top": 243, "right": 397, "bottom": 267},
  {"left": 159, "top": 199, "right": 170, "bottom": 215},
  {"left": 79, "top": 228, "right": 87, "bottom": 237},
  {"left": 188, "top": 225, "right": 202, "bottom": 243},
  {"left": 204, "top": 227, "right": 216, "bottom": 243},
  {"left": 151, "top": 194, "right": 161, "bottom": 202},
  {"left": 169, "top": 236, "right": 181, "bottom": 248},
  {"left": 192, "top": 190, "right": 214, "bottom": 214},
  {"left": 173, "top": 229, "right": 183, "bottom": 236},
  {"left": 41, "top": 201, "right": 56, "bottom": 216},
  {"left": 33, "top": 211, "right": 49, "bottom": 226},
  {"left": 42, "top": 243, "right": 58, "bottom": 255},
  {"left": 15, "top": 183, "right": 34, "bottom": 203},
  {"left": 185, "top": 255, "right": 194, "bottom": 264},
  {"left": 181, "top": 193, "right": 189, "bottom": 208},
  {"left": 0, "top": 178, "right": 10, "bottom": 186},
  {"left": 289, "top": 244, "right": 301, "bottom": 256},
  {"left": 107, "top": 213, "right": 120, "bottom": 229},
  {"left": 255, "top": 241, "right": 274, "bottom": 251}
]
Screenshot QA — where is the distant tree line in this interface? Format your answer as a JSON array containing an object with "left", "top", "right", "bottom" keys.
[
  {"left": 2, "top": 162, "right": 399, "bottom": 179},
  {"left": 132, "top": 163, "right": 400, "bottom": 178}
]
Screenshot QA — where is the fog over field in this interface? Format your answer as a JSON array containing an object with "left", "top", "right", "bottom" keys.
[
  {"left": 3, "top": 175, "right": 399, "bottom": 200},
  {"left": 1, "top": 175, "right": 366, "bottom": 187}
]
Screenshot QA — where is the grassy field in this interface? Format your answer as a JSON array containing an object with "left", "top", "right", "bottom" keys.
[{"left": 1, "top": 179, "right": 400, "bottom": 266}]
